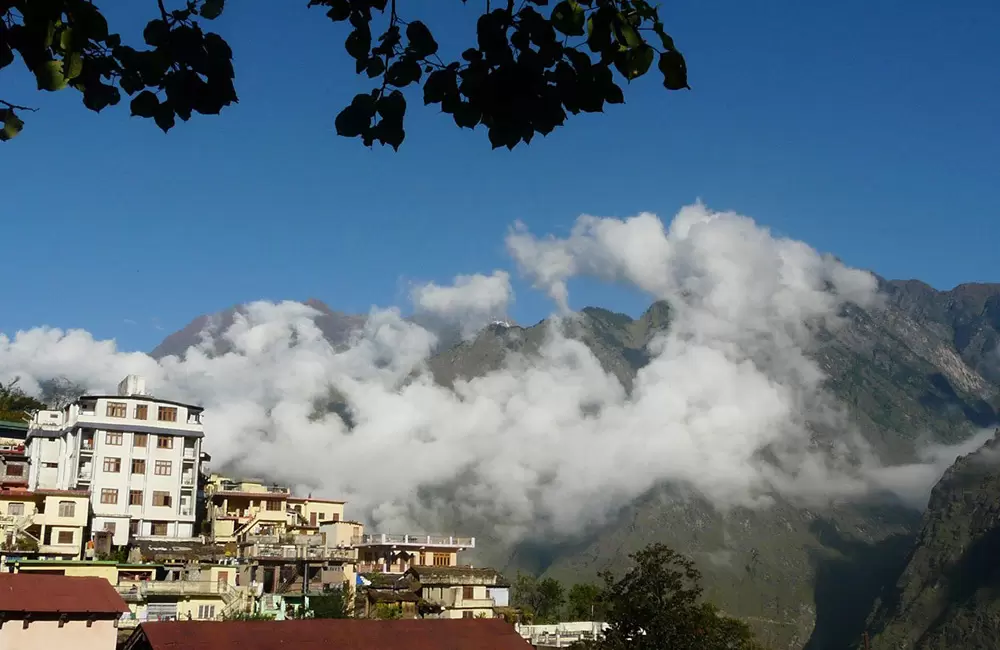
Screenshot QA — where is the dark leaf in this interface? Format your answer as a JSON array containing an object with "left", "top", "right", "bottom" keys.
[
  {"left": 374, "top": 89, "right": 406, "bottom": 150},
  {"left": 345, "top": 27, "right": 371, "bottom": 61},
  {"left": 551, "top": 1, "right": 586, "bottom": 37},
  {"left": 143, "top": 19, "right": 169, "bottom": 48},
  {"left": 106, "top": 33, "right": 122, "bottom": 48},
  {"left": 324, "top": 0, "right": 351, "bottom": 22},
  {"left": 385, "top": 57, "right": 421, "bottom": 88},
  {"left": 658, "top": 49, "right": 689, "bottom": 90},
  {"left": 200, "top": 0, "right": 225, "bottom": 20},
  {"left": 423, "top": 68, "right": 458, "bottom": 105},
  {"left": 614, "top": 43, "right": 653, "bottom": 80},
  {"left": 153, "top": 103, "right": 176, "bottom": 132},
  {"left": 0, "top": 43, "right": 13, "bottom": 69},
  {"left": 365, "top": 56, "right": 385, "bottom": 78},
  {"left": 130, "top": 90, "right": 160, "bottom": 118},
  {"left": 406, "top": 21, "right": 438, "bottom": 58},
  {"left": 653, "top": 22, "right": 676, "bottom": 51},
  {"left": 83, "top": 83, "right": 121, "bottom": 112},
  {"left": 335, "top": 92, "right": 376, "bottom": 138},
  {"left": 74, "top": 4, "right": 110, "bottom": 41}
]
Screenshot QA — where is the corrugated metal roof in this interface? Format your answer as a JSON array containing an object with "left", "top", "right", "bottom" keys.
[
  {"left": 0, "top": 573, "right": 129, "bottom": 614},
  {"left": 132, "top": 618, "right": 532, "bottom": 650}
]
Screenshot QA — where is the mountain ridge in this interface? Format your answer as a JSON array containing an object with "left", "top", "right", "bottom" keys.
[{"left": 150, "top": 279, "right": 1000, "bottom": 649}]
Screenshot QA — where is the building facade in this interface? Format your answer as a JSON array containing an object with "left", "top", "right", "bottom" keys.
[
  {"left": 26, "top": 375, "right": 204, "bottom": 545},
  {"left": 0, "top": 488, "right": 91, "bottom": 561}
]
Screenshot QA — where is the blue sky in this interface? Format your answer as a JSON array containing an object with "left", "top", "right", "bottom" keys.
[{"left": 1, "top": 0, "right": 997, "bottom": 352}]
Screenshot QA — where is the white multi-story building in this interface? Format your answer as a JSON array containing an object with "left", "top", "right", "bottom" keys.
[{"left": 26, "top": 375, "right": 204, "bottom": 545}]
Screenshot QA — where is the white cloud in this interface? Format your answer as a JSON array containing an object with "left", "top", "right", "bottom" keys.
[
  {"left": 0, "top": 204, "right": 970, "bottom": 542},
  {"left": 411, "top": 271, "right": 513, "bottom": 340}
]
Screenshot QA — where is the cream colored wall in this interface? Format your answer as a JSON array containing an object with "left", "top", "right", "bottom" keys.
[
  {"left": 176, "top": 596, "right": 226, "bottom": 620},
  {"left": 0, "top": 498, "right": 38, "bottom": 517},
  {"left": 0, "top": 617, "right": 118, "bottom": 650},
  {"left": 43, "top": 495, "right": 89, "bottom": 527},
  {"left": 208, "top": 566, "right": 237, "bottom": 586},
  {"left": 297, "top": 500, "right": 344, "bottom": 524}
]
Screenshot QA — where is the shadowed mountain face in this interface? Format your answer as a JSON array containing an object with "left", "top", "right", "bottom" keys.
[
  {"left": 866, "top": 432, "right": 1000, "bottom": 650},
  {"left": 151, "top": 281, "right": 1000, "bottom": 649}
]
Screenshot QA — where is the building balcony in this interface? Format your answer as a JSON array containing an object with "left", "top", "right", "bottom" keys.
[
  {"left": 352, "top": 534, "right": 475, "bottom": 549},
  {"left": 455, "top": 598, "right": 496, "bottom": 609},
  {"left": 139, "top": 581, "right": 231, "bottom": 597},
  {"left": 38, "top": 543, "right": 81, "bottom": 556},
  {"left": 0, "top": 443, "right": 26, "bottom": 456},
  {"left": 246, "top": 544, "right": 355, "bottom": 562},
  {"left": 115, "top": 585, "right": 145, "bottom": 602},
  {"left": 181, "top": 474, "right": 195, "bottom": 487},
  {"left": 182, "top": 447, "right": 197, "bottom": 460}
]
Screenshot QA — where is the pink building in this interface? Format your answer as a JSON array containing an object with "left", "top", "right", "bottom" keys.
[{"left": 0, "top": 572, "right": 128, "bottom": 650}]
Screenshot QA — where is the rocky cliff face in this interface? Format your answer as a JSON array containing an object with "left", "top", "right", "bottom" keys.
[{"left": 866, "top": 432, "right": 1000, "bottom": 650}]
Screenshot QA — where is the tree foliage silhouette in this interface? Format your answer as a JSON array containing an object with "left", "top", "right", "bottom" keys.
[{"left": 0, "top": 0, "right": 688, "bottom": 148}]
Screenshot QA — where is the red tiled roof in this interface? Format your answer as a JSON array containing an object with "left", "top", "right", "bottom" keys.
[
  {"left": 0, "top": 574, "right": 129, "bottom": 614},
  {"left": 133, "top": 618, "right": 531, "bottom": 650}
]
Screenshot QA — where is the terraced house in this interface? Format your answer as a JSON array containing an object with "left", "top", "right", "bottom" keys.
[{"left": 26, "top": 375, "right": 206, "bottom": 544}]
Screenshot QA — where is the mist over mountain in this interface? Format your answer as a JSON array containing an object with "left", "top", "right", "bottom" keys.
[{"left": 1, "top": 203, "right": 998, "bottom": 649}]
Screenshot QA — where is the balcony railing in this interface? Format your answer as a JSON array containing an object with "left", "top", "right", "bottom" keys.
[
  {"left": 182, "top": 447, "right": 197, "bottom": 459},
  {"left": 181, "top": 475, "right": 195, "bottom": 486},
  {"left": 353, "top": 534, "right": 475, "bottom": 548},
  {"left": 139, "top": 581, "right": 232, "bottom": 596},
  {"left": 246, "top": 544, "right": 354, "bottom": 561}
]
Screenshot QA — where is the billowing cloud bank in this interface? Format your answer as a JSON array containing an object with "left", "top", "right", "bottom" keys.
[{"left": 0, "top": 204, "right": 980, "bottom": 540}]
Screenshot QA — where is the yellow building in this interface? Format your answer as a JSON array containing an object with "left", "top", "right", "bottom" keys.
[
  {"left": 0, "top": 489, "right": 90, "bottom": 561},
  {"left": 204, "top": 475, "right": 345, "bottom": 544}
]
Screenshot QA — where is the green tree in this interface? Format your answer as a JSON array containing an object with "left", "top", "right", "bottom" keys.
[
  {"left": 513, "top": 572, "right": 566, "bottom": 623},
  {"left": 567, "top": 582, "right": 604, "bottom": 620},
  {"left": 596, "top": 543, "right": 764, "bottom": 650},
  {"left": 0, "top": 0, "right": 688, "bottom": 148},
  {"left": 311, "top": 585, "right": 354, "bottom": 618},
  {"left": 0, "top": 378, "right": 47, "bottom": 422}
]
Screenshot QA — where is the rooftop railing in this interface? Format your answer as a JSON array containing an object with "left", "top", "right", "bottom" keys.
[{"left": 352, "top": 533, "right": 475, "bottom": 548}]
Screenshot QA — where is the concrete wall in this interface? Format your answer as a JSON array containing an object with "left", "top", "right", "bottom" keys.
[{"left": 0, "top": 616, "right": 118, "bottom": 650}]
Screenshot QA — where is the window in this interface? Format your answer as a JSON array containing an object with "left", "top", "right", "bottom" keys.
[
  {"left": 156, "top": 435, "right": 174, "bottom": 449},
  {"left": 105, "top": 431, "right": 123, "bottom": 446},
  {"left": 100, "top": 489, "right": 118, "bottom": 505},
  {"left": 433, "top": 553, "right": 451, "bottom": 567},
  {"left": 197, "top": 605, "right": 216, "bottom": 619},
  {"left": 462, "top": 611, "right": 474, "bottom": 619},
  {"left": 57, "top": 530, "right": 74, "bottom": 544},
  {"left": 103, "top": 457, "right": 121, "bottom": 473},
  {"left": 129, "top": 490, "right": 143, "bottom": 506},
  {"left": 132, "top": 459, "right": 146, "bottom": 474},
  {"left": 151, "top": 522, "right": 168, "bottom": 536},
  {"left": 265, "top": 499, "right": 283, "bottom": 511},
  {"left": 58, "top": 501, "right": 76, "bottom": 517},
  {"left": 129, "top": 520, "right": 140, "bottom": 535},
  {"left": 5, "top": 464, "right": 24, "bottom": 477},
  {"left": 104, "top": 522, "right": 117, "bottom": 534},
  {"left": 135, "top": 404, "right": 148, "bottom": 420},
  {"left": 152, "top": 491, "right": 172, "bottom": 507},
  {"left": 463, "top": 586, "right": 475, "bottom": 600},
  {"left": 8, "top": 502, "right": 24, "bottom": 516},
  {"left": 154, "top": 460, "right": 172, "bottom": 476},
  {"left": 106, "top": 401, "right": 127, "bottom": 418},
  {"left": 157, "top": 407, "right": 178, "bottom": 422},
  {"left": 133, "top": 433, "right": 147, "bottom": 447}
]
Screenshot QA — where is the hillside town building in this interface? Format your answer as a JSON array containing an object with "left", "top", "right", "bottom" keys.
[
  {"left": 0, "top": 374, "right": 505, "bottom": 626},
  {"left": 0, "top": 572, "right": 129, "bottom": 650},
  {"left": 26, "top": 375, "right": 205, "bottom": 544}
]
